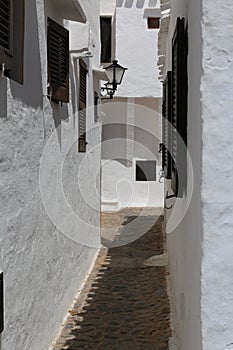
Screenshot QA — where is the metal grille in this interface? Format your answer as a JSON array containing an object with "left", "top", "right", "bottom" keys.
[{"left": 0, "top": 0, "right": 10, "bottom": 50}]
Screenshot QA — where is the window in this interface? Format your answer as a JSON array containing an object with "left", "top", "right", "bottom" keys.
[
  {"left": 79, "top": 59, "right": 87, "bottom": 152},
  {"left": 162, "top": 71, "right": 172, "bottom": 179},
  {"left": 147, "top": 17, "right": 160, "bottom": 29},
  {"left": 100, "top": 17, "right": 112, "bottom": 63},
  {"left": 0, "top": 0, "right": 25, "bottom": 84},
  {"left": 47, "top": 18, "right": 69, "bottom": 103},
  {"left": 171, "top": 17, "right": 188, "bottom": 197},
  {"left": 94, "top": 91, "right": 99, "bottom": 122},
  {"left": 136, "top": 161, "right": 157, "bottom": 181}
]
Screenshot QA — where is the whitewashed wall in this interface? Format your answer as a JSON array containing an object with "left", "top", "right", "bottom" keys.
[
  {"left": 201, "top": 1, "right": 233, "bottom": 349},
  {"left": 100, "top": 0, "right": 163, "bottom": 211},
  {"left": 0, "top": 1, "right": 101, "bottom": 350},
  {"left": 160, "top": 0, "right": 203, "bottom": 348},
  {"left": 160, "top": 0, "right": 233, "bottom": 349},
  {"left": 115, "top": 0, "right": 161, "bottom": 97},
  {"left": 101, "top": 98, "right": 163, "bottom": 210}
]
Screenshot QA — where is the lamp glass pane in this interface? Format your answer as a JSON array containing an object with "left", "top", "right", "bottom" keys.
[
  {"left": 115, "top": 67, "right": 125, "bottom": 84},
  {"left": 105, "top": 68, "right": 114, "bottom": 83}
]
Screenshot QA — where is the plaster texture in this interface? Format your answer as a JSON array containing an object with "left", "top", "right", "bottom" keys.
[
  {"left": 158, "top": 0, "right": 202, "bottom": 348},
  {"left": 115, "top": 0, "right": 161, "bottom": 97},
  {"left": 100, "top": 1, "right": 163, "bottom": 211},
  {"left": 201, "top": 1, "right": 233, "bottom": 349},
  {"left": 101, "top": 98, "right": 163, "bottom": 211},
  {"left": 0, "top": 1, "right": 102, "bottom": 349},
  {"left": 159, "top": 0, "right": 233, "bottom": 348}
]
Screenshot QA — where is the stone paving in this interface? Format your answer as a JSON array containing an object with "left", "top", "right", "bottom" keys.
[{"left": 51, "top": 209, "right": 171, "bottom": 350}]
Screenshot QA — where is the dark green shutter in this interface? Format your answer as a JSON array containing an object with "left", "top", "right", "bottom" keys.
[
  {"left": 171, "top": 17, "right": 188, "bottom": 197},
  {"left": 79, "top": 59, "right": 87, "bottom": 152},
  {"left": 47, "top": 18, "right": 69, "bottom": 102},
  {"left": 162, "top": 71, "right": 172, "bottom": 179},
  {"left": 0, "top": 0, "right": 25, "bottom": 84}
]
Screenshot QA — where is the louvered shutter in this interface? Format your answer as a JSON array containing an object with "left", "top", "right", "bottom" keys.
[
  {"left": 162, "top": 80, "right": 167, "bottom": 172},
  {"left": 162, "top": 71, "right": 172, "bottom": 179},
  {"left": 79, "top": 59, "right": 87, "bottom": 152},
  {"left": 0, "top": 0, "right": 13, "bottom": 71},
  {"left": 0, "top": 0, "right": 25, "bottom": 83},
  {"left": 171, "top": 17, "right": 188, "bottom": 197},
  {"left": 47, "top": 18, "right": 69, "bottom": 103}
]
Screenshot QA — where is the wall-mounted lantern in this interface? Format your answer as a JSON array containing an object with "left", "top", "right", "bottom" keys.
[{"left": 101, "top": 60, "right": 128, "bottom": 99}]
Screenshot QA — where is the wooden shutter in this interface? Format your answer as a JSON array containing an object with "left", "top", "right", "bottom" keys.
[
  {"left": 162, "top": 71, "right": 172, "bottom": 179},
  {"left": 0, "top": 0, "right": 25, "bottom": 84},
  {"left": 0, "top": 0, "right": 12, "bottom": 71},
  {"left": 79, "top": 59, "right": 87, "bottom": 152},
  {"left": 100, "top": 17, "right": 112, "bottom": 63},
  {"left": 171, "top": 17, "right": 188, "bottom": 197},
  {"left": 47, "top": 18, "right": 69, "bottom": 103}
]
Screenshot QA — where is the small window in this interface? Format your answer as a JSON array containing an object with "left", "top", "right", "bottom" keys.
[
  {"left": 136, "top": 161, "right": 157, "bottom": 181},
  {"left": 47, "top": 18, "right": 69, "bottom": 103},
  {"left": 79, "top": 59, "right": 87, "bottom": 152},
  {"left": 147, "top": 17, "right": 160, "bottom": 29},
  {"left": 0, "top": 0, "right": 25, "bottom": 84},
  {"left": 94, "top": 91, "right": 99, "bottom": 122},
  {"left": 100, "top": 17, "right": 112, "bottom": 63}
]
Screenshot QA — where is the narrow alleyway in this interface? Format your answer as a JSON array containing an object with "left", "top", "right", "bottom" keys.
[{"left": 51, "top": 209, "right": 171, "bottom": 350}]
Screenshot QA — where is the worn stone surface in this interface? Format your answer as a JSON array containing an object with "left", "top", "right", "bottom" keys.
[{"left": 51, "top": 210, "right": 171, "bottom": 350}]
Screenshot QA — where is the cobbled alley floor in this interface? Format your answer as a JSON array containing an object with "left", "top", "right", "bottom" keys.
[{"left": 51, "top": 209, "right": 171, "bottom": 350}]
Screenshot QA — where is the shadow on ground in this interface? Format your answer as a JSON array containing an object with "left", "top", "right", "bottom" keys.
[{"left": 52, "top": 211, "right": 171, "bottom": 350}]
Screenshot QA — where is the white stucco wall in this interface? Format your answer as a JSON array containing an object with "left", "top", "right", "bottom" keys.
[
  {"left": 100, "top": 0, "right": 163, "bottom": 211},
  {"left": 101, "top": 98, "right": 163, "bottom": 210},
  {"left": 0, "top": 1, "right": 102, "bottom": 350},
  {"left": 161, "top": 0, "right": 233, "bottom": 349},
  {"left": 159, "top": 0, "right": 203, "bottom": 349},
  {"left": 201, "top": 1, "right": 233, "bottom": 349},
  {"left": 100, "top": 0, "right": 116, "bottom": 16},
  {"left": 115, "top": 0, "right": 161, "bottom": 97}
]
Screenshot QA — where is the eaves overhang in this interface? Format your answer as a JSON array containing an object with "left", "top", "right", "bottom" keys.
[{"left": 51, "top": 0, "right": 87, "bottom": 22}]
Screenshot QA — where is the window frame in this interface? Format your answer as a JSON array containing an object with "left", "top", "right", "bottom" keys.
[{"left": 100, "top": 16, "right": 112, "bottom": 64}]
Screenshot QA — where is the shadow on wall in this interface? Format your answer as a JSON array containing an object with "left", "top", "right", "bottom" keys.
[
  {"left": 51, "top": 103, "right": 69, "bottom": 150},
  {"left": 70, "top": 56, "right": 79, "bottom": 128},
  {"left": 10, "top": 0, "right": 43, "bottom": 110},
  {"left": 0, "top": 78, "right": 7, "bottom": 118},
  {"left": 116, "top": 0, "right": 158, "bottom": 8}
]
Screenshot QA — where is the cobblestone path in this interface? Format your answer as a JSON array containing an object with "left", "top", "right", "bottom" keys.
[{"left": 51, "top": 209, "right": 171, "bottom": 350}]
